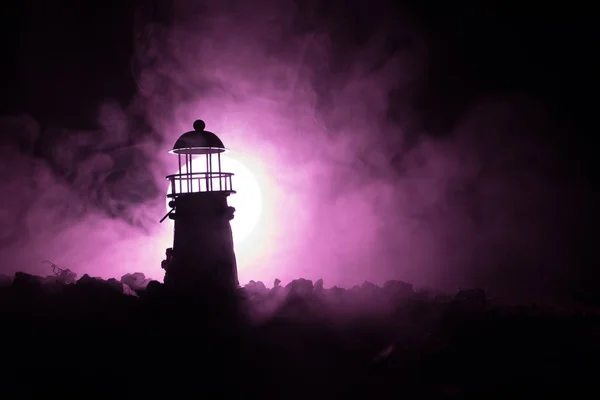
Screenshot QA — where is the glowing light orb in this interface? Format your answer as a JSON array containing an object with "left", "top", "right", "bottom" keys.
[{"left": 166, "top": 153, "right": 262, "bottom": 246}]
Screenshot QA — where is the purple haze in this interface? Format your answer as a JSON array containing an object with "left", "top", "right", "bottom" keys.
[{"left": 0, "top": 0, "right": 587, "bottom": 302}]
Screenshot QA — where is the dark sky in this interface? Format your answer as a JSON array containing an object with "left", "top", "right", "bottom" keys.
[
  {"left": 0, "top": 0, "right": 137, "bottom": 127},
  {"left": 1, "top": 0, "right": 595, "bottom": 135}
]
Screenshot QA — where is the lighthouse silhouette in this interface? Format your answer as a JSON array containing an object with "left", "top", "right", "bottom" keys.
[{"left": 162, "top": 120, "right": 239, "bottom": 293}]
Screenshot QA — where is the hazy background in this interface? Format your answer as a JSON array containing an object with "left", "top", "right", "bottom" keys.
[{"left": 0, "top": 0, "right": 596, "bottom": 303}]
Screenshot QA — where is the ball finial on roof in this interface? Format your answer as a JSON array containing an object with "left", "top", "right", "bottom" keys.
[{"left": 193, "top": 119, "right": 206, "bottom": 131}]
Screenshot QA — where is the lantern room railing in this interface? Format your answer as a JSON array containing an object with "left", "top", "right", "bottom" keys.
[{"left": 166, "top": 171, "right": 235, "bottom": 197}]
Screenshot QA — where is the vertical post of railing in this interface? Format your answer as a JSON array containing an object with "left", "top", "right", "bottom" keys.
[
  {"left": 171, "top": 177, "right": 175, "bottom": 196},
  {"left": 205, "top": 152, "right": 209, "bottom": 192},
  {"left": 187, "top": 154, "right": 193, "bottom": 193},
  {"left": 184, "top": 154, "right": 188, "bottom": 193},
  {"left": 178, "top": 153, "right": 182, "bottom": 194},
  {"left": 218, "top": 151, "right": 222, "bottom": 191},
  {"left": 208, "top": 152, "right": 213, "bottom": 191}
]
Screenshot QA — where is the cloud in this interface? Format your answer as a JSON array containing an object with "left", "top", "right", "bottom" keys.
[{"left": 0, "top": 0, "right": 585, "bottom": 302}]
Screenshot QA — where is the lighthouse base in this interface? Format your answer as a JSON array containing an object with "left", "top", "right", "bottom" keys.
[{"left": 164, "top": 191, "right": 239, "bottom": 293}]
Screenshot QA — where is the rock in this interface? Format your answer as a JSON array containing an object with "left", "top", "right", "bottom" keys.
[
  {"left": 453, "top": 288, "right": 486, "bottom": 305},
  {"left": 12, "top": 272, "right": 43, "bottom": 294},
  {"left": 244, "top": 280, "right": 268, "bottom": 296},
  {"left": 285, "top": 278, "right": 313, "bottom": 296},
  {"left": 314, "top": 279, "right": 324, "bottom": 291},
  {"left": 383, "top": 280, "right": 414, "bottom": 297},
  {"left": 120, "top": 272, "right": 151, "bottom": 292}
]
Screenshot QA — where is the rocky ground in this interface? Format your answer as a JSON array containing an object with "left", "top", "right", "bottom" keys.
[{"left": 1, "top": 271, "right": 599, "bottom": 398}]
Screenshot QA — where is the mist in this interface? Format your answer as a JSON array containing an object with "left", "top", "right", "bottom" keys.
[{"left": 0, "top": 0, "right": 589, "bottom": 302}]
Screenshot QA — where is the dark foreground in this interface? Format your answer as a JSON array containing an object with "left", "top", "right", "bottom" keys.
[{"left": 1, "top": 272, "right": 599, "bottom": 399}]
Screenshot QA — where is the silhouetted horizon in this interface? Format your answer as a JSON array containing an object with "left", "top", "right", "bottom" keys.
[{"left": 2, "top": 268, "right": 600, "bottom": 397}]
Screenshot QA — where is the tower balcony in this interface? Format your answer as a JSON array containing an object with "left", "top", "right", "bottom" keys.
[{"left": 166, "top": 171, "right": 235, "bottom": 198}]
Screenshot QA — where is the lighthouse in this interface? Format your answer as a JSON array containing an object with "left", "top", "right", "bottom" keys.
[{"left": 162, "top": 119, "right": 239, "bottom": 293}]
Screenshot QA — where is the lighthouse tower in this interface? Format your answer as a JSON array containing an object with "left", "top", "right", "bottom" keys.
[{"left": 162, "top": 120, "right": 239, "bottom": 293}]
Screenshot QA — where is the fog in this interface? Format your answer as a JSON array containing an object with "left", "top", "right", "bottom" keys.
[{"left": 0, "top": 0, "right": 588, "bottom": 302}]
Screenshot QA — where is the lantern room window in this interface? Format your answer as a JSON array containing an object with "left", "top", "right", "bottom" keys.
[{"left": 166, "top": 120, "right": 235, "bottom": 198}]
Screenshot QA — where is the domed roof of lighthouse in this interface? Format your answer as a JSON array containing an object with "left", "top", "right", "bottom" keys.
[{"left": 170, "top": 120, "right": 227, "bottom": 155}]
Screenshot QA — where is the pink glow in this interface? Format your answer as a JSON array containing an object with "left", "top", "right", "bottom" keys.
[
  {"left": 0, "top": 1, "right": 583, "bottom": 302},
  {"left": 131, "top": 1, "right": 456, "bottom": 287}
]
